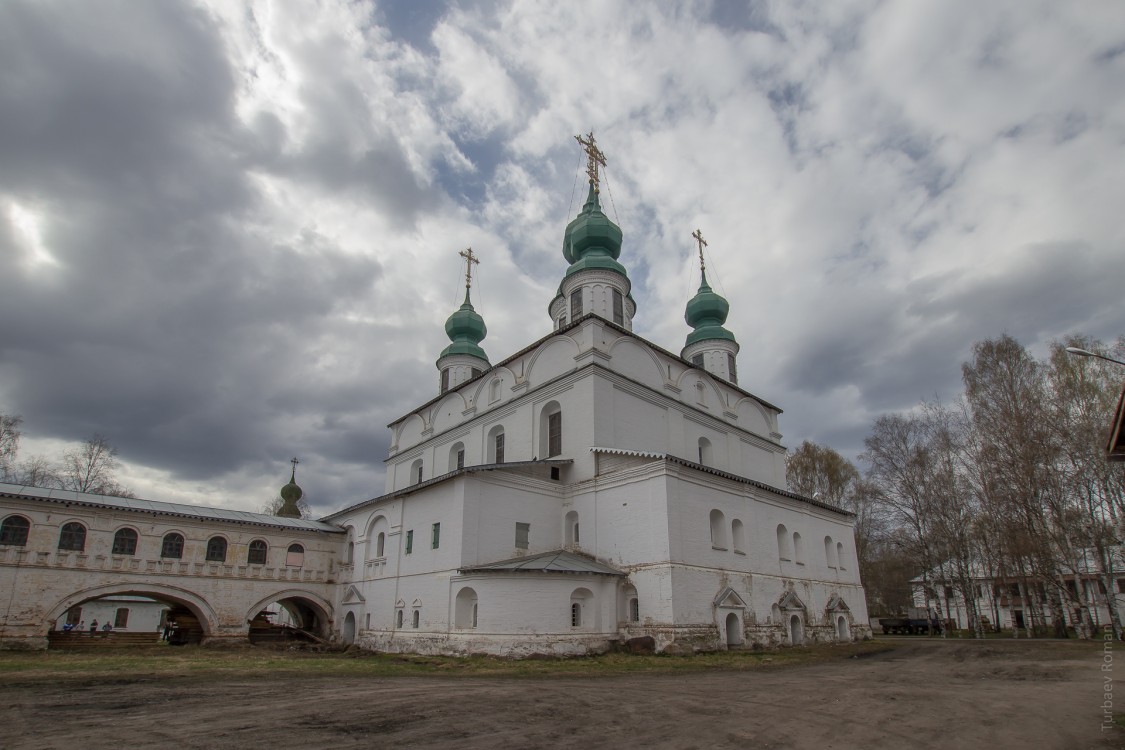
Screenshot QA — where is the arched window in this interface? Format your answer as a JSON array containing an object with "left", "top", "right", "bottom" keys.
[
  {"left": 345, "top": 541, "right": 354, "bottom": 565},
  {"left": 411, "top": 459, "right": 423, "bottom": 485},
  {"left": 487, "top": 425, "right": 505, "bottom": 463},
  {"left": 205, "top": 536, "right": 227, "bottom": 562},
  {"left": 455, "top": 587, "right": 478, "bottom": 629},
  {"left": 57, "top": 522, "right": 86, "bottom": 552},
  {"left": 837, "top": 542, "right": 847, "bottom": 570},
  {"left": 489, "top": 378, "right": 501, "bottom": 403},
  {"left": 570, "top": 288, "right": 583, "bottom": 318},
  {"left": 793, "top": 532, "right": 804, "bottom": 564},
  {"left": 732, "top": 519, "right": 746, "bottom": 554},
  {"left": 698, "top": 437, "right": 713, "bottom": 466},
  {"left": 449, "top": 442, "right": 465, "bottom": 471},
  {"left": 367, "top": 516, "right": 389, "bottom": 560},
  {"left": 395, "top": 609, "right": 404, "bottom": 628},
  {"left": 161, "top": 533, "right": 184, "bottom": 559},
  {"left": 710, "top": 509, "right": 727, "bottom": 550},
  {"left": 564, "top": 510, "right": 579, "bottom": 547},
  {"left": 570, "top": 587, "right": 592, "bottom": 628},
  {"left": 412, "top": 609, "right": 420, "bottom": 628},
  {"left": 776, "top": 524, "right": 791, "bottom": 561},
  {"left": 112, "top": 528, "right": 138, "bottom": 556},
  {"left": 286, "top": 543, "right": 304, "bottom": 567},
  {"left": 629, "top": 598, "right": 640, "bottom": 623},
  {"left": 824, "top": 536, "right": 836, "bottom": 568},
  {"left": 539, "top": 401, "right": 562, "bottom": 458},
  {"left": 247, "top": 539, "right": 268, "bottom": 565},
  {"left": 0, "top": 515, "right": 30, "bottom": 546}
]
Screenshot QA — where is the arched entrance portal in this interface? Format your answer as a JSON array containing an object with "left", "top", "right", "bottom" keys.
[
  {"left": 44, "top": 583, "right": 217, "bottom": 649},
  {"left": 342, "top": 611, "right": 356, "bottom": 645},
  {"left": 725, "top": 612, "right": 742, "bottom": 647},
  {"left": 836, "top": 615, "right": 850, "bottom": 641},
  {"left": 789, "top": 614, "right": 804, "bottom": 646},
  {"left": 246, "top": 591, "right": 333, "bottom": 645}
]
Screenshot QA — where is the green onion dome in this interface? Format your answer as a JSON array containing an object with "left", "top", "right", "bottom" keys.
[
  {"left": 277, "top": 466, "right": 303, "bottom": 518},
  {"left": 439, "top": 291, "right": 489, "bottom": 362},
  {"left": 684, "top": 269, "right": 737, "bottom": 346},
  {"left": 562, "top": 184, "right": 627, "bottom": 278}
]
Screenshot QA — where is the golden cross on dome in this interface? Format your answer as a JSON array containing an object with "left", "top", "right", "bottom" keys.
[
  {"left": 459, "top": 247, "right": 480, "bottom": 291},
  {"left": 692, "top": 229, "right": 708, "bottom": 273},
  {"left": 575, "top": 131, "right": 607, "bottom": 192}
]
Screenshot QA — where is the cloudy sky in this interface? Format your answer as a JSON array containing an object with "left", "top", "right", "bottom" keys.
[{"left": 1, "top": 0, "right": 1122, "bottom": 516}]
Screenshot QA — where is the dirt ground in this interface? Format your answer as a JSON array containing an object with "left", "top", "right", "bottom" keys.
[{"left": 1, "top": 637, "right": 1120, "bottom": 750}]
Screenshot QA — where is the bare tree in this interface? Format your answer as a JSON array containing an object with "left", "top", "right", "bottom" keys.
[
  {"left": 59, "top": 434, "right": 133, "bottom": 497},
  {"left": 0, "top": 413, "right": 22, "bottom": 480}
]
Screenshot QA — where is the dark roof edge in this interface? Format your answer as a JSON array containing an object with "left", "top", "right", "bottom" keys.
[
  {"left": 388, "top": 313, "right": 782, "bottom": 427},
  {"left": 0, "top": 487, "right": 346, "bottom": 534},
  {"left": 320, "top": 459, "right": 573, "bottom": 521}
]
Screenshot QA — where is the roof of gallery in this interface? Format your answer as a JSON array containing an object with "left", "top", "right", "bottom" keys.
[{"left": 0, "top": 482, "right": 345, "bottom": 533}]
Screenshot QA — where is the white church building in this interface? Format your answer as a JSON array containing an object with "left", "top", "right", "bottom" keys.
[
  {"left": 322, "top": 136, "right": 869, "bottom": 655},
  {"left": 0, "top": 135, "right": 868, "bottom": 655}
]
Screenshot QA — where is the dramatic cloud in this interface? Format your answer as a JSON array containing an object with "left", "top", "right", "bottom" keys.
[{"left": 1, "top": 0, "right": 1122, "bottom": 515}]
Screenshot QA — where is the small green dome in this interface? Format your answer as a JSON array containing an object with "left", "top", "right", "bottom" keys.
[
  {"left": 439, "top": 291, "right": 489, "bottom": 362},
  {"left": 277, "top": 465, "right": 303, "bottom": 519},
  {"left": 562, "top": 184, "right": 626, "bottom": 279},
  {"left": 684, "top": 269, "right": 737, "bottom": 347}
]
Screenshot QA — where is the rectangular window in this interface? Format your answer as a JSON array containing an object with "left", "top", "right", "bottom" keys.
[
  {"left": 570, "top": 288, "right": 583, "bottom": 318},
  {"left": 440, "top": 368, "right": 450, "bottom": 393},
  {"left": 727, "top": 352, "right": 738, "bottom": 384},
  {"left": 405, "top": 530, "right": 413, "bottom": 554},
  {"left": 612, "top": 289, "right": 624, "bottom": 325},
  {"left": 495, "top": 433, "right": 505, "bottom": 463},
  {"left": 114, "top": 608, "right": 129, "bottom": 628},
  {"left": 547, "top": 411, "right": 562, "bottom": 457},
  {"left": 456, "top": 449, "right": 465, "bottom": 470},
  {"left": 432, "top": 523, "right": 440, "bottom": 549},
  {"left": 692, "top": 353, "right": 704, "bottom": 367},
  {"left": 515, "top": 522, "right": 530, "bottom": 550}
]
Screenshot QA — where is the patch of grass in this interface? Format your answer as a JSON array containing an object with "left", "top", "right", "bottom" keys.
[{"left": 0, "top": 640, "right": 895, "bottom": 683}]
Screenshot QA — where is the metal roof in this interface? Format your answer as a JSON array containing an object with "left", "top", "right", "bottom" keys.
[
  {"left": 321, "top": 459, "right": 572, "bottom": 521},
  {"left": 0, "top": 483, "right": 345, "bottom": 533},
  {"left": 589, "top": 447, "right": 854, "bottom": 517},
  {"left": 460, "top": 549, "right": 625, "bottom": 576}
]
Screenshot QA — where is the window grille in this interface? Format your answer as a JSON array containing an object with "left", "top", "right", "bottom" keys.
[
  {"left": 727, "top": 352, "right": 738, "bottom": 384},
  {"left": 570, "top": 288, "right": 583, "bottom": 318},
  {"left": 205, "top": 536, "right": 227, "bottom": 562},
  {"left": 612, "top": 289, "right": 624, "bottom": 325},
  {"left": 571, "top": 602, "right": 582, "bottom": 627},
  {"left": 58, "top": 522, "right": 86, "bottom": 552},
  {"left": 247, "top": 540, "right": 268, "bottom": 565},
  {"left": 456, "top": 449, "right": 465, "bottom": 470},
  {"left": 494, "top": 432, "right": 505, "bottom": 463},
  {"left": 112, "top": 528, "right": 138, "bottom": 556},
  {"left": 0, "top": 516, "right": 30, "bottom": 546},
  {"left": 432, "top": 523, "right": 440, "bottom": 549},
  {"left": 161, "top": 533, "right": 184, "bottom": 559},
  {"left": 547, "top": 411, "right": 562, "bottom": 457}
]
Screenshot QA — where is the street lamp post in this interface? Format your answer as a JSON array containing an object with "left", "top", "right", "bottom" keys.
[{"left": 1066, "top": 347, "right": 1125, "bottom": 368}]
